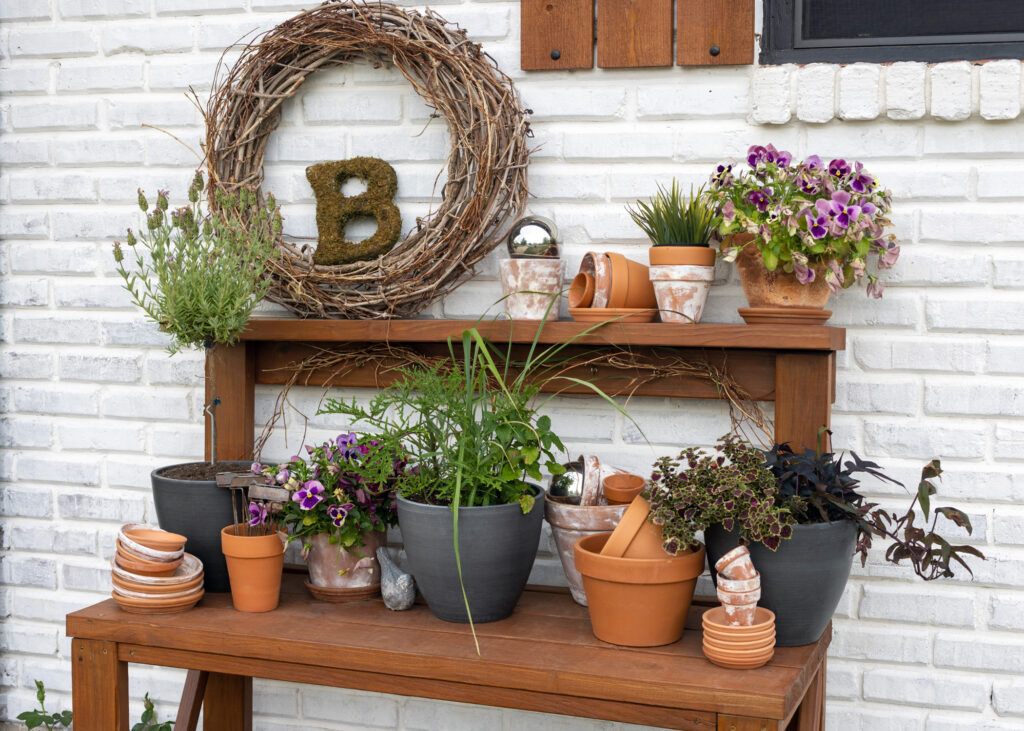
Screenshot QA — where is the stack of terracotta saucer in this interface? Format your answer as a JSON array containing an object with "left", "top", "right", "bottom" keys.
[
  {"left": 111, "top": 524, "right": 204, "bottom": 614},
  {"left": 701, "top": 606, "right": 776, "bottom": 669}
]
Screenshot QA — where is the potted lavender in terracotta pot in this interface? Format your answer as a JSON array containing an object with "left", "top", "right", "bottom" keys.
[{"left": 255, "top": 433, "right": 400, "bottom": 601}]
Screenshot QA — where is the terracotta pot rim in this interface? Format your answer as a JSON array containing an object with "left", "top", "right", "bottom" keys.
[
  {"left": 122, "top": 524, "right": 188, "bottom": 553},
  {"left": 702, "top": 632, "right": 776, "bottom": 648},
  {"left": 575, "top": 533, "right": 705, "bottom": 584},
  {"left": 702, "top": 605, "right": 776, "bottom": 631},
  {"left": 221, "top": 524, "right": 287, "bottom": 559},
  {"left": 118, "top": 533, "right": 184, "bottom": 562},
  {"left": 543, "top": 495, "right": 627, "bottom": 530}
]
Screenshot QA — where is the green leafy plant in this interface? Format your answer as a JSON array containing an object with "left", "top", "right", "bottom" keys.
[
  {"left": 648, "top": 436, "right": 795, "bottom": 554},
  {"left": 131, "top": 693, "right": 171, "bottom": 731},
  {"left": 627, "top": 180, "right": 717, "bottom": 247},
  {"left": 17, "top": 681, "right": 72, "bottom": 730}
]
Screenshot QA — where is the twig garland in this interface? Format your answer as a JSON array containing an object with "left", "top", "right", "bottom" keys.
[{"left": 204, "top": 1, "right": 532, "bottom": 319}]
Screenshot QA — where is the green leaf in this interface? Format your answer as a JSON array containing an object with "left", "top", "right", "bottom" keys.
[
  {"left": 546, "top": 461, "right": 567, "bottom": 475},
  {"left": 522, "top": 445, "right": 540, "bottom": 465},
  {"left": 917, "top": 480, "right": 932, "bottom": 519},
  {"left": 536, "top": 415, "right": 551, "bottom": 432}
]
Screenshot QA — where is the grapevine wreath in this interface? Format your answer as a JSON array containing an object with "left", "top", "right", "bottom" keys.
[{"left": 204, "top": 0, "right": 532, "bottom": 318}]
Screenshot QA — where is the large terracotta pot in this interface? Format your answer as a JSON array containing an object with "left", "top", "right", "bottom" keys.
[
  {"left": 499, "top": 259, "right": 564, "bottom": 320},
  {"left": 733, "top": 237, "right": 829, "bottom": 309},
  {"left": 220, "top": 524, "right": 286, "bottom": 613},
  {"left": 306, "top": 531, "right": 385, "bottom": 590},
  {"left": 544, "top": 495, "right": 627, "bottom": 605},
  {"left": 574, "top": 532, "right": 705, "bottom": 647}
]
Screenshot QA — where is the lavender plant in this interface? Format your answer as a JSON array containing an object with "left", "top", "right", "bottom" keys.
[{"left": 709, "top": 144, "right": 899, "bottom": 297}]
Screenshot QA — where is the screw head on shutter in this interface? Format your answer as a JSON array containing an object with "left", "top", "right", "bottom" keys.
[
  {"left": 550, "top": 49, "right": 561, "bottom": 60},
  {"left": 709, "top": 45, "right": 720, "bottom": 56}
]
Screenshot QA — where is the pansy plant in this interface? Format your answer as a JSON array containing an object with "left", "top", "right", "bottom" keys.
[
  {"left": 710, "top": 144, "right": 898, "bottom": 297},
  {"left": 254, "top": 433, "right": 402, "bottom": 552}
]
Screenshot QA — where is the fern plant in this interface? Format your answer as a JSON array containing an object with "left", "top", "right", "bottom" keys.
[{"left": 627, "top": 180, "right": 717, "bottom": 246}]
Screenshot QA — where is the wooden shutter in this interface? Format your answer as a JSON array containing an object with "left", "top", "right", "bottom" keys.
[
  {"left": 596, "top": 0, "right": 673, "bottom": 68},
  {"left": 677, "top": 0, "right": 755, "bottom": 66},
  {"left": 521, "top": 0, "right": 595, "bottom": 70}
]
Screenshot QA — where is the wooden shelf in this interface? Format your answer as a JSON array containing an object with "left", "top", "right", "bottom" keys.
[{"left": 241, "top": 318, "right": 846, "bottom": 352}]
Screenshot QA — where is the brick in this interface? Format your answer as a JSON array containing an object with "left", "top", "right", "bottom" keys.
[
  {"left": 301, "top": 89, "right": 401, "bottom": 124},
  {"left": 863, "top": 668, "right": 987, "bottom": 711},
  {"left": 108, "top": 98, "right": 201, "bottom": 128},
  {"left": 996, "top": 424, "right": 1024, "bottom": 461},
  {"left": 196, "top": 19, "right": 281, "bottom": 50},
  {"left": 523, "top": 85, "right": 628, "bottom": 121},
  {"left": 835, "top": 377, "right": 919, "bottom": 416},
  {"left": 348, "top": 128, "right": 449, "bottom": 162},
  {"left": 528, "top": 166, "right": 605, "bottom": 201},
  {"left": 2, "top": 351, "right": 54, "bottom": 380},
  {"left": 994, "top": 512, "right": 1024, "bottom": 545},
  {"left": 622, "top": 399, "right": 733, "bottom": 447},
  {"left": 885, "top": 62, "right": 927, "bottom": 120},
  {"left": 0, "top": 622, "right": 59, "bottom": 654},
  {"left": 860, "top": 584, "right": 975, "bottom": 627},
  {"left": 59, "top": 0, "right": 149, "bottom": 17},
  {"left": 53, "top": 279, "right": 133, "bottom": 307},
  {"left": 825, "top": 706, "right": 923, "bottom": 731},
  {"left": 266, "top": 132, "right": 349, "bottom": 163},
  {"left": 10, "top": 244, "right": 97, "bottom": 276},
  {"left": 0, "top": 557, "right": 57, "bottom": 589},
  {"left": 922, "top": 210, "right": 1024, "bottom": 244},
  {"left": 58, "top": 492, "right": 146, "bottom": 522},
  {"left": 0, "top": 138, "right": 50, "bottom": 165},
  {"left": 992, "top": 253, "right": 1024, "bottom": 288},
  {"left": 838, "top": 64, "right": 881, "bottom": 120},
  {"left": 106, "top": 457, "right": 158, "bottom": 490},
  {"left": 150, "top": 425, "right": 202, "bottom": 457},
  {"left": 0, "top": 277, "right": 47, "bottom": 306},
  {"left": 991, "top": 596, "right": 1024, "bottom": 631},
  {"left": 4, "top": 524, "right": 96, "bottom": 555},
  {"left": 0, "top": 416, "right": 52, "bottom": 448},
  {"left": 804, "top": 122, "right": 920, "bottom": 160},
  {"left": 0, "top": 65, "right": 49, "bottom": 94},
  {"left": 18, "top": 454, "right": 100, "bottom": 485},
  {"left": 53, "top": 209, "right": 134, "bottom": 241},
  {"left": 930, "top": 62, "right": 973, "bottom": 121},
  {"left": 750, "top": 65, "right": 792, "bottom": 124},
  {"left": 11, "top": 592, "right": 92, "bottom": 624},
  {"left": 854, "top": 336, "right": 984, "bottom": 373},
  {"left": 639, "top": 74, "right": 750, "bottom": 120},
  {"left": 58, "top": 353, "right": 141, "bottom": 383},
  {"left": 562, "top": 129, "right": 673, "bottom": 161},
  {"left": 62, "top": 563, "right": 111, "bottom": 592},
  {"left": 830, "top": 625, "right": 931, "bottom": 664},
  {"left": 926, "top": 715, "right": 1021, "bottom": 731},
  {"left": 0, "top": 210, "right": 49, "bottom": 239},
  {"left": 58, "top": 420, "right": 146, "bottom": 452},
  {"left": 927, "top": 296, "right": 1024, "bottom": 331},
  {"left": 53, "top": 136, "right": 144, "bottom": 166},
  {"left": 404, "top": 697, "right": 503, "bottom": 730},
  {"left": 13, "top": 384, "right": 98, "bottom": 415},
  {"left": 147, "top": 57, "right": 221, "bottom": 91},
  {"left": 828, "top": 293, "right": 919, "bottom": 329},
  {"left": 979, "top": 59, "right": 1021, "bottom": 121},
  {"left": 443, "top": 5, "right": 510, "bottom": 40},
  {"left": 0, "top": 487, "right": 53, "bottom": 518},
  {"left": 146, "top": 352, "right": 203, "bottom": 385},
  {"left": 795, "top": 64, "right": 836, "bottom": 123},
  {"left": 926, "top": 380, "right": 1024, "bottom": 417},
  {"left": 11, "top": 101, "right": 97, "bottom": 130},
  {"left": 101, "top": 388, "right": 191, "bottom": 421},
  {"left": 9, "top": 173, "right": 97, "bottom": 202},
  {"left": 301, "top": 686, "right": 399, "bottom": 727},
  {"left": 155, "top": 0, "right": 246, "bottom": 14},
  {"left": 57, "top": 60, "right": 145, "bottom": 91},
  {"left": 934, "top": 633, "right": 1024, "bottom": 674},
  {"left": 9, "top": 27, "right": 96, "bottom": 58},
  {"left": 863, "top": 419, "right": 985, "bottom": 460},
  {"left": 102, "top": 22, "right": 194, "bottom": 55},
  {"left": 0, "top": 0, "right": 51, "bottom": 20}
]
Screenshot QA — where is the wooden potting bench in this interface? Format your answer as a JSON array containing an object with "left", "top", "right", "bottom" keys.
[{"left": 68, "top": 319, "right": 843, "bottom": 730}]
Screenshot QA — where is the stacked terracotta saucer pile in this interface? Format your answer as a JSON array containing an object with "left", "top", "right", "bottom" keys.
[
  {"left": 701, "top": 546, "right": 776, "bottom": 669},
  {"left": 111, "top": 524, "right": 204, "bottom": 614},
  {"left": 568, "top": 251, "right": 658, "bottom": 323}
]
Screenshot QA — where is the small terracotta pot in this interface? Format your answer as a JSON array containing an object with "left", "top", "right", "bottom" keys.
[
  {"left": 575, "top": 533, "right": 705, "bottom": 647},
  {"left": 221, "top": 524, "right": 286, "bottom": 613},
  {"left": 306, "top": 531, "right": 385, "bottom": 590},
  {"left": 717, "top": 585, "right": 762, "bottom": 627},
  {"left": 648, "top": 265, "right": 715, "bottom": 324},
  {"left": 600, "top": 497, "right": 666, "bottom": 559},
  {"left": 499, "top": 258, "right": 564, "bottom": 320},
  {"left": 544, "top": 495, "right": 628, "bottom": 606},
  {"left": 716, "top": 573, "right": 760, "bottom": 593},
  {"left": 715, "top": 545, "right": 757, "bottom": 580},
  {"left": 602, "top": 473, "right": 646, "bottom": 505},
  {"left": 732, "top": 236, "right": 829, "bottom": 309},
  {"left": 649, "top": 245, "right": 716, "bottom": 267},
  {"left": 568, "top": 272, "right": 595, "bottom": 308},
  {"left": 606, "top": 252, "right": 656, "bottom": 309},
  {"left": 580, "top": 252, "right": 611, "bottom": 308}
]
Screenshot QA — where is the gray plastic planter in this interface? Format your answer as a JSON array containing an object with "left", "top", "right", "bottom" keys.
[
  {"left": 705, "top": 520, "right": 857, "bottom": 646},
  {"left": 397, "top": 484, "right": 545, "bottom": 623},
  {"left": 151, "top": 462, "right": 249, "bottom": 593}
]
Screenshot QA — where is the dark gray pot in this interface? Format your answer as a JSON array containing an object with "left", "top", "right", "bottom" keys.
[
  {"left": 705, "top": 520, "right": 857, "bottom": 646},
  {"left": 397, "top": 485, "right": 544, "bottom": 623},
  {"left": 151, "top": 462, "right": 249, "bottom": 594}
]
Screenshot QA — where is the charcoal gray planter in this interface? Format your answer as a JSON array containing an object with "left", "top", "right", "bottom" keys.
[
  {"left": 397, "top": 484, "right": 544, "bottom": 623},
  {"left": 151, "top": 462, "right": 249, "bottom": 594},
  {"left": 705, "top": 520, "right": 857, "bottom": 647}
]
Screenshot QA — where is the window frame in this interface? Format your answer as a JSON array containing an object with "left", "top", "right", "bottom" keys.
[{"left": 761, "top": 0, "right": 1024, "bottom": 64}]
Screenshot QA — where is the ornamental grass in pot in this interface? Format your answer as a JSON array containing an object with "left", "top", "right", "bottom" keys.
[
  {"left": 627, "top": 181, "right": 717, "bottom": 323},
  {"left": 113, "top": 173, "right": 281, "bottom": 592},
  {"left": 254, "top": 432, "right": 400, "bottom": 600},
  {"left": 709, "top": 144, "right": 899, "bottom": 321}
]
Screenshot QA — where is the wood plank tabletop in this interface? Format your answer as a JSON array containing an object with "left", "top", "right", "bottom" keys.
[
  {"left": 239, "top": 318, "right": 846, "bottom": 351},
  {"left": 67, "top": 574, "right": 829, "bottom": 723}
]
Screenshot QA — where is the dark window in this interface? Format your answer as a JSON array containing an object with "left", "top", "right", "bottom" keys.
[{"left": 762, "top": 0, "right": 1024, "bottom": 64}]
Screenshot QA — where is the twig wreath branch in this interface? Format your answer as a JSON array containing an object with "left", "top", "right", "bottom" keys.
[{"left": 203, "top": 1, "right": 532, "bottom": 319}]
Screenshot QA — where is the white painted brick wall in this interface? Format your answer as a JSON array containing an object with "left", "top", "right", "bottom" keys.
[{"left": 2, "top": 3, "right": 1023, "bottom": 730}]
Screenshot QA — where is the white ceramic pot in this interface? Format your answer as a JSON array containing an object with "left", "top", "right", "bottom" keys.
[
  {"left": 500, "top": 259, "right": 564, "bottom": 320},
  {"left": 648, "top": 265, "right": 715, "bottom": 324}
]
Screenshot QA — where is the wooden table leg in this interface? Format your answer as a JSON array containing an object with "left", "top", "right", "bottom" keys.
[
  {"left": 71, "top": 638, "right": 129, "bottom": 731},
  {"left": 774, "top": 352, "right": 835, "bottom": 452},
  {"left": 789, "top": 655, "right": 826, "bottom": 731},
  {"left": 203, "top": 672, "right": 252, "bottom": 731},
  {"left": 174, "top": 670, "right": 208, "bottom": 731},
  {"left": 717, "top": 715, "right": 783, "bottom": 731}
]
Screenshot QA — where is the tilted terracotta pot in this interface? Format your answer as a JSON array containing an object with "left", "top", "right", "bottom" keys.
[
  {"left": 574, "top": 532, "right": 706, "bottom": 647},
  {"left": 306, "top": 531, "right": 385, "bottom": 590},
  {"left": 732, "top": 235, "right": 829, "bottom": 309},
  {"left": 221, "top": 524, "right": 286, "bottom": 613},
  {"left": 544, "top": 495, "right": 627, "bottom": 606},
  {"left": 499, "top": 258, "right": 564, "bottom": 320},
  {"left": 599, "top": 496, "right": 666, "bottom": 559}
]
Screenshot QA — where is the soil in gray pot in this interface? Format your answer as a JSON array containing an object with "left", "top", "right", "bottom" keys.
[
  {"left": 705, "top": 520, "right": 856, "bottom": 646},
  {"left": 151, "top": 461, "right": 250, "bottom": 593},
  {"left": 397, "top": 484, "right": 545, "bottom": 623}
]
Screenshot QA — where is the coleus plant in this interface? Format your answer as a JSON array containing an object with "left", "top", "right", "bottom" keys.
[
  {"left": 762, "top": 440, "right": 985, "bottom": 580},
  {"left": 709, "top": 144, "right": 899, "bottom": 297}
]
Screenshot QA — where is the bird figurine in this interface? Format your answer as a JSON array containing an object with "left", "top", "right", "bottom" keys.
[{"left": 376, "top": 546, "right": 416, "bottom": 611}]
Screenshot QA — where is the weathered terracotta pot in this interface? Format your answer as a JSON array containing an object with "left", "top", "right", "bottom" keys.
[
  {"left": 606, "top": 252, "right": 657, "bottom": 309},
  {"left": 715, "top": 545, "right": 757, "bottom": 580},
  {"left": 580, "top": 252, "right": 611, "bottom": 308},
  {"left": 499, "top": 258, "right": 564, "bottom": 320},
  {"left": 649, "top": 245, "right": 716, "bottom": 267},
  {"left": 734, "top": 238, "right": 829, "bottom": 309},
  {"left": 599, "top": 496, "right": 666, "bottom": 559},
  {"left": 544, "top": 495, "right": 627, "bottom": 605},
  {"left": 306, "top": 531, "right": 385, "bottom": 590},
  {"left": 575, "top": 532, "right": 706, "bottom": 647},
  {"left": 649, "top": 265, "right": 715, "bottom": 323},
  {"left": 221, "top": 524, "right": 286, "bottom": 613},
  {"left": 601, "top": 473, "right": 645, "bottom": 505}
]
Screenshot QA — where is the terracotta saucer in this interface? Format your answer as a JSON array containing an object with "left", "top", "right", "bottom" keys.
[
  {"left": 702, "top": 606, "right": 776, "bottom": 632},
  {"left": 569, "top": 308, "right": 657, "bottom": 324},
  {"left": 112, "top": 572, "right": 204, "bottom": 596},
  {"left": 738, "top": 307, "right": 833, "bottom": 325},
  {"left": 112, "top": 589, "right": 204, "bottom": 615},
  {"left": 702, "top": 647, "right": 774, "bottom": 669},
  {"left": 116, "top": 536, "right": 183, "bottom": 563},
  {"left": 110, "top": 552, "right": 203, "bottom": 586},
  {"left": 122, "top": 524, "right": 187, "bottom": 553},
  {"left": 113, "top": 583, "right": 204, "bottom": 602},
  {"left": 702, "top": 632, "right": 776, "bottom": 651},
  {"left": 305, "top": 581, "right": 381, "bottom": 603},
  {"left": 114, "top": 549, "right": 181, "bottom": 577}
]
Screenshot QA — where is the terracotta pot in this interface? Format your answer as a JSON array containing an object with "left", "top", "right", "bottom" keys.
[
  {"left": 306, "top": 531, "right": 385, "bottom": 590},
  {"left": 602, "top": 474, "right": 646, "bottom": 505},
  {"left": 649, "top": 245, "right": 716, "bottom": 267},
  {"left": 574, "top": 532, "right": 706, "bottom": 647},
  {"left": 714, "top": 545, "right": 757, "bottom": 580},
  {"left": 220, "top": 524, "right": 286, "bottom": 613},
  {"left": 499, "top": 258, "right": 564, "bottom": 320},
  {"left": 733, "top": 237, "right": 829, "bottom": 309},
  {"left": 568, "top": 272, "right": 595, "bottom": 308},
  {"left": 600, "top": 497, "right": 666, "bottom": 559},
  {"left": 648, "top": 265, "right": 715, "bottom": 324},
  {"left": 606, "top": 252, "right": 657, "bottom": 309},
  {"left": 716, "top": 574, "right": 760, "bottom": 593},
  {"left": 580, "top": 252, "right": 611, "bottom": 308},
  {"left": 544, "top": 494, "right": 628, "bottom": 605}
]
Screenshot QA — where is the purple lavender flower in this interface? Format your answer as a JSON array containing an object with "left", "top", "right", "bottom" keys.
[
  {"left": 828, "top": 159, "right": 851, "bottom": 178},
  {"left": 248, "top": 501, "right": 268, "bottom": 527},
  {"left": 293, "top": 480, "right": 325, "bottom": 510},
  {"left": 745, "top": 189, "right": 770, "bottom": 212}
]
